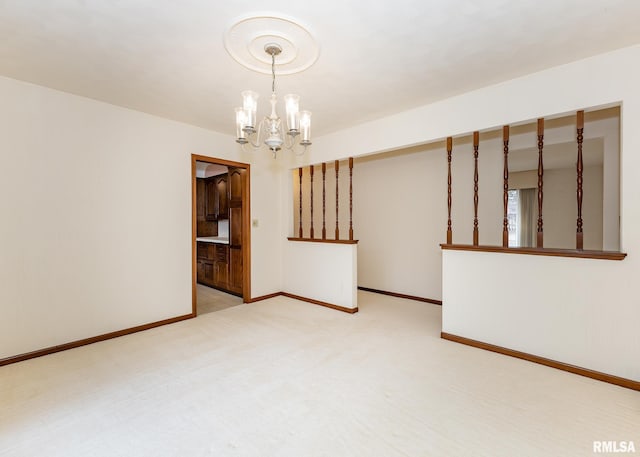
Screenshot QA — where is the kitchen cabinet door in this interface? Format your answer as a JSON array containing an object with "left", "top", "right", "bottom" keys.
[
  {"left": 228, "top": 246, "right": 242, "bottom": 295},
  {"left": 197, "top": 260, "right": 206, "bottom": 284},
  {"left": 215, "top": 174, "right": 228, "bottom": 220},
  {"left": 196, "top": 178, "right": 206, "bottom": 222},
  {"left": 205, "top": 177, "right": 217, "bottom": 221},
  {"left": 213, "top": 244, "right": 229, "bottom": 289}
]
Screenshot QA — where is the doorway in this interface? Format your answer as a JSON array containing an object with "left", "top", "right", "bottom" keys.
[{"left": 191, "top": 154, "right": 251, "bottom": 315}]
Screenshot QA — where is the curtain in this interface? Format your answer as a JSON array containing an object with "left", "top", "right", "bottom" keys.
[{"left": 518, "top": 188, "right": 536, "bottom": 247}]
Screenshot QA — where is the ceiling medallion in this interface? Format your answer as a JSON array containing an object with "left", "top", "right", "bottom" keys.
[{"left": 223, "top": 13, "right": 319, "bottom": 75}]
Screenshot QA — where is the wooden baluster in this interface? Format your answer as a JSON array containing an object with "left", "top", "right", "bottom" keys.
[
  {"left": 335, "top": 160, "right": 340, "bottom": 240},
  {"left": 502, "top": 126, "right": 510, "bottom": 247},
  {"left": 537, "top": 118, "right": 544, "bottom": 248},
  {"left": 446, "top": 137, "right": 453, "bottom": 244},
  {"left": 576, "top": 110, "right": 584, "bottom": 250},
  {"left": 309, "top": 165, "right": 315, "bottom": 239},
  {"left": 322, "top": 163, "right": 327, "bottom": 240},
  {"left": 349, "top": 158, "right": 354, "bottom": 241},
  {"left": 473, "top": 132, "right": 479, "bottom": 246},
  {"left": 298, "top": 167, "right": 303, "bottom": 238}
]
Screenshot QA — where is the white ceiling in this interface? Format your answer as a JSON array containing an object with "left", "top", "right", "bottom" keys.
[{"left": 1, "top": 1, "right": 639, "bottom": 138}]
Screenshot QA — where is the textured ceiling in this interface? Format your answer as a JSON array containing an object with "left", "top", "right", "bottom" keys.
[{"left": 0, "top": 0, "right": 639, "bottom": 138}]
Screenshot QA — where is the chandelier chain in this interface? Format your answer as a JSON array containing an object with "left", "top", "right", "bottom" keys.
[{"left": 271, "top": 51, "right": 276, "bottom": 94}]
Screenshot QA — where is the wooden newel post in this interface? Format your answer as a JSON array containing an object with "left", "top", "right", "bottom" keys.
[
  {"left": 473, "top": 131, "right": 479, "bottom": 246},
  {"left": 576, "top": 110, "right": 584, "bottom": 250},
  {"left": 502, "top": 126, "right": 510, "bottom": 247},
  {"left": 349, "top": 157, "right": 354, "bottom": 241},
  {"left": 322, "top": 163, "right": 327, "bottom": 240},
  {"left": 446, "top": 137, "right": 453, "bottom": 244},
  {"left": 536, "top": 118, "right": 544, "bottom": 248},
  {"left": 309, "top": 165, "right": 315, "bottom": 239},
  {"left": 298, "top": 167, "right": 303, "bottom": 238}
]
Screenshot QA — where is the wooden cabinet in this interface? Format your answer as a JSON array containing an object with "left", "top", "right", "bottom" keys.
[
  {"left": 204, "top": 173, "right": 228, "bottom": 221},
  {"left": 228, "top": 246, "right": 242, "bottom": 294},
  {"left": 227, "top": 167, "right": 246, "bottom": 296},
  {"left": 196, "top": 178, "right": 206, "bottom": 223},
  {"left": 215, "top": 174, "right": 228, "bottom": 220},
  {"left": 197, "top": 242, "right": 215, "bottom": 287},
  {"left": 205, "top": 178, "right": 217, "bottom": 221},
  {"left": 197, "top": 165, "right": 244, "bottom": 298},
  {"left": 213, "top": 244, "right": 229, "bottom": 289},
  {"left": 196, "top": 241, "right": 233, "bottom": 294}
]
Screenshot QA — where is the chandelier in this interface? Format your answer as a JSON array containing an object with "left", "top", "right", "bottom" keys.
[{"left": 234, "top": 43, "right": 312, "bottom": 156}]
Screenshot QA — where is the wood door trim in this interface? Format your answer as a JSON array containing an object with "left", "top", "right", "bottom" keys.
[
  {"left": 441, "top": 332, "right": 640, "bottom": 391},
  {"left": 192, "top": 155, "right": 251, "bottom": 310}
]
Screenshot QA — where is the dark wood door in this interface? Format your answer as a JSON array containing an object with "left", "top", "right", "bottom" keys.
[
  {"left": 227, "top": 167, "right": 245, "bottom": 295},
  {"left": 228, "top": 247, "right": 242, "bottom": 294}
]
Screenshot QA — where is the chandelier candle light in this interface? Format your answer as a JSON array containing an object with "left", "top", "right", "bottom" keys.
[{"left": 235, "top": 43, "right": 311, "bottom": 157}]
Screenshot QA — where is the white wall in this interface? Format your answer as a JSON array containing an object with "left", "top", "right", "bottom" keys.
[
  {"left": 351, "top": 147, "right": 445, "bottom": 299},
  {"left": 283, "top": 242, "right": 357, "bottom": 310},
  {"left": 0, "top": 76, "right": 283, "bottom": 358},
  {"left": 294, "top": 43, "right": 640, "bottom": 381},
  {"left": 442, "top": 249, "right": 637, "bottom": 381}
]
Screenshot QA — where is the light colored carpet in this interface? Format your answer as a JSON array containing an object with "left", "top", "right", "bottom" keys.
[
  {"left": 196, "top": 283, "right": 243, "bottom": 315},
  {"left": 1, "top": 291, "right": 638, "bottom": 456}
]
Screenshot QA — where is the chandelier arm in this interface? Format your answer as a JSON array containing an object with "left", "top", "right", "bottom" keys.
[
  {"left": 283, "top": 132, "right": 297, "bottom": 151},
  {"left": 245, "top": 119, "right": 263, "bottom": 149}
]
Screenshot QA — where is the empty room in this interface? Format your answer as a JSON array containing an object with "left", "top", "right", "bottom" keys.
[{"left": 1, "top": 2, "right": 639, "bottom": 456}]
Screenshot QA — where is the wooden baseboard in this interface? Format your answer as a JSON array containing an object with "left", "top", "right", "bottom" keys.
[
  {"left": 246, "top": 292, "right": 282, "bottom": 303},
  {"left": 1, "top": 290, "right": 357, "bottom": 367},
  {"left": 358, "top": 286, "right": 442, "bottom": 305},
  {"left": 281, "top": 292, "right": 358, "bottom": 314},
  {"left": 0, "top": 313, "right": 195, "bottom": 367},
  {"left": 247, "top": 291, "right": 359, "bottom": 314},
  {"left": 441, "top": 332, "right": 640, "bottom": 391}
]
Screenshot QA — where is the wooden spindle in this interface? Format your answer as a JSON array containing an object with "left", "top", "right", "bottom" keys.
[
  {"left": 335, "top": 160, "right": 340, "bottom": 240},
  {"left": 322, "top": 163, "right": 327, "bottom": 240},
  {"left": 502, "top": 126, "right": 510, "bottom": 247},
  {"left": 349, "top": 157, "right": 354, "bottom": 241},
  {"left": 309, "top": 165, "right": 315, "bottom": 239},
  {"left": 446, "top": 137, "right": 453, "bottom": 244},
  {"left": 473, "top": 131, "right": 479, "bottom": 246},
  {"left": 537, "top": 118, "right": 544, "bottom": 248},
  {"left": 576, "top": 110, "right": 584, "bottom": 250},
  {"left": 298, "top": 167, "right": 303, "bottom": 238}
]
